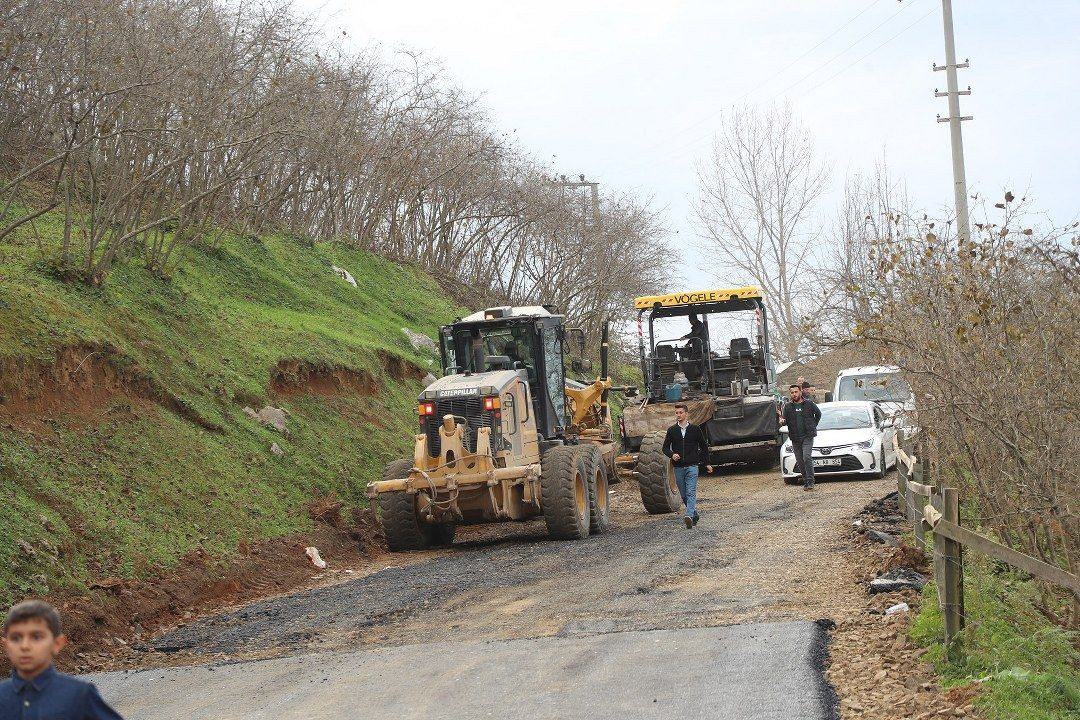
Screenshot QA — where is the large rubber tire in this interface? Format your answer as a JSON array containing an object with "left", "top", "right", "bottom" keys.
[
  {"left": 540, "top": 446, "right": 591, "bottom": 540},
  {"left": 380, "top": 459, "right": 456, "bottom": 551},
  {"left": 637, "top": 431, "right": 682, "bottom": 514},
  {"left": 577, "top": 445, "right": 611, "bottom": 534}
]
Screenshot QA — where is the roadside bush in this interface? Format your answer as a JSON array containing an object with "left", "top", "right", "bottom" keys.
[{"left": 846, "top": 195, "right": 1080, "bottom": 625}]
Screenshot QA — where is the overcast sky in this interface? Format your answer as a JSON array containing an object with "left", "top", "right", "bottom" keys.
[{"left": 295, "top": 0, "right": 1079, "bottom": 289}]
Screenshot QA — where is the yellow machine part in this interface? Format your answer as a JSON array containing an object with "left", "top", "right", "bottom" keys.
[{"left": 633, "top": 285, "right": 762, "bottom": 310}]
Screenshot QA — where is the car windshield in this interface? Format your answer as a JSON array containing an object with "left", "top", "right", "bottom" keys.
[
  {"left": 837, "top": 373, "right": 911, "bottom": 403},
  {"left": 817, "top": 406, "right": 873, "bottom": 430}
]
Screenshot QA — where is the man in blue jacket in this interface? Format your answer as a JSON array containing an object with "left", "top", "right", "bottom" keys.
[
  {"left": 662, "top": 403, "right": 713, "bottom": 528},
  {"left": 782, "top": 384, "right": 822, "bottom": 490}
]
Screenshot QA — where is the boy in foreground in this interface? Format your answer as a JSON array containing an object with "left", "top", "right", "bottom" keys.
[{"left": 1, "top": 600, "right": 124, "bottom": 719}]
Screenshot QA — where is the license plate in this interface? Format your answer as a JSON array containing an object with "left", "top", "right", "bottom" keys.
[{"left": 813, "top": 458, "right": 842, "bottom": 467}]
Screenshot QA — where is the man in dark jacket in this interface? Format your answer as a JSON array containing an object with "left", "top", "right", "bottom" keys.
[
  {"left": 662, "top": 403, "right": 713, "bottom": 528},
  {"left": 782, "top": 384, "right": 822, "bottom": 490}
]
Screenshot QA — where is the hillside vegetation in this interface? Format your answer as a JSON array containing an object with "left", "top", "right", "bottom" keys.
[{"left": 0, "top": 211, "right": 460, "bottom": 606}]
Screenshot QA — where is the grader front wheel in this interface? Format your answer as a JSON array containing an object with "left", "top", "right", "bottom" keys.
[
  {"left": 637, "top": 431, "right": 682, "bottom": 514},
  {"left": 541, "top": 446, "right": 590, "bottom": 540},
  {"left": 380, "top": 459, "right": 456, "bottom": 551}
]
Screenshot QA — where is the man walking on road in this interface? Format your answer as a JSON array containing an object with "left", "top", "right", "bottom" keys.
[
  {"left": 783, "top": 384, "right": 821, "bottom": 490},
  {"left": 662, "top": 403, "right": 712, "bottom": 528}
]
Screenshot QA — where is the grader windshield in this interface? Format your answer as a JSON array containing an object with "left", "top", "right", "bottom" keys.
[{"left": 438, "top": 306, "right": 566, "bottom": 440}]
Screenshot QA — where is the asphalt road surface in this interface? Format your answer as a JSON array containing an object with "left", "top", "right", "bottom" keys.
[
  {"left": 92, "top": 621, "right": 834, "bottom": 720},
  {"left": 86, "top": 468, "right": 893, "bottom": 719}
]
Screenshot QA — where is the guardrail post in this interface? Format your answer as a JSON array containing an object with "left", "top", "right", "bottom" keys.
[
  {"left": 941, "top": 487, "right": 965, "bottom": 662},
  {"left": 931, "top": 490, "right": 945, "bottom": 610}
]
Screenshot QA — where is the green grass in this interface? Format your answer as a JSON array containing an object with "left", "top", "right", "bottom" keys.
[
  {"left": 910, "top": 553, "right": 1080, "bottom": 719},
  {"left": 0, "top": 210, "right": 461, "bottom": 605}
]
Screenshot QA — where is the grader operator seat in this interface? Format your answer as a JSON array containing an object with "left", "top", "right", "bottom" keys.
[{"left": 484, "top": 355, "right": 514, "bottom": 371}]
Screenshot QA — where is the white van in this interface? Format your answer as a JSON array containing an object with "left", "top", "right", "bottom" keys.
[{"left": 833, "top": 365, "right": 917, "bottom": 433}]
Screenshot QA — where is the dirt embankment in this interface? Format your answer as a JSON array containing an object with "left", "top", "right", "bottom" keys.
[
  {"left": 1, "top": 343, "right": 430, "bottom": 675},
  {"left": 270, "top": 350, "right": 424, "bottom": 398},
  {"left": 0, "top": 506, "right": 387, "bottom": 677},
  {"left": 0, "top": 343, "right": 220, "bottom": 431}
]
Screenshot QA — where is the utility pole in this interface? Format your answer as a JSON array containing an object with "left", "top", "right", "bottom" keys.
[
  {"left": 933, "top": 0, "right": 973, "bottom": 243},
  {"left": 550, "top": 174, "right": 600, "bottom": 227}
]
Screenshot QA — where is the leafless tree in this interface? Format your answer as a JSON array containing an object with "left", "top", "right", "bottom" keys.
[
  {"left": 0, "top": 0, "right": 672, "bottom": 326},
  {"left": 694, "top": 105, "right": 830, "bottom": 362}
]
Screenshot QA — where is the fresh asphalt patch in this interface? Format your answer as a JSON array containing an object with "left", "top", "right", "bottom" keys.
[{"left": 94, "top": 621, "right": 839, "bottom": 720}]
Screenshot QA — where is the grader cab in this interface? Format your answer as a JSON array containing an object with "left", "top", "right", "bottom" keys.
[{"left": 366, "top": 305, "right": 620, "bottom": 550}]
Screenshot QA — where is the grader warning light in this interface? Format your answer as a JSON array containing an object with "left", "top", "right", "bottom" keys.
[
  {"left": 418, "top": 402, "right": 435, "bottom": 416},
  {"left": 482, "top": 396, "right": 500, "bottom": 411}
]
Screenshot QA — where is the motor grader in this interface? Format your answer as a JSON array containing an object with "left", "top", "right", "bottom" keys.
[{"left": 366, "top": 305, "right": 623, "bottom": 551}]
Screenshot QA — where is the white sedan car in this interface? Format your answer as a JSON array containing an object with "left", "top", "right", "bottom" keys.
[{"left": 780, "top": 401, "right": 897, "bottom": 484}]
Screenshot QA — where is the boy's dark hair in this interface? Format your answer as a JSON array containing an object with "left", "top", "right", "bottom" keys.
[
  {"left": 673, "top": 403, "right": 688, "bottom": 411},
  {"left": 4, "top": 600, "right": 62, "bottom": 637},
  {"left": 789, "top": 384, "right": 801, "bottom": 390},
  {"left": 801, "top": 382, "right": 812, "bottom": 390}
]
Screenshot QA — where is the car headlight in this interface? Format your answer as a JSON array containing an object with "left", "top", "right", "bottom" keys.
[{"left": 856, "top": 439, "right": 875, "bottom": 449}]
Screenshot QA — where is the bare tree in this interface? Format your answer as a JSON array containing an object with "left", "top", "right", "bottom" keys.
[
  {"left": 0, "top": 0, "right": 673, "bottom": 326},
  {"left": 694, "top": 105, "right": 829, "bottom": 362}
]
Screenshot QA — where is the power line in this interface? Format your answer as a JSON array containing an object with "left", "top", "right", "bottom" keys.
[
  {"left": 623, "top": 1, "right": 925, "bottom": 174},
  {"left": 637, "top": 0, "right": 887, "bottom": 155},
  {"left": 800, "top": 6, "right": 936, "bottom": 97},
  {"left": 769, "top": 0, "right": 924, "bottom": 102}
]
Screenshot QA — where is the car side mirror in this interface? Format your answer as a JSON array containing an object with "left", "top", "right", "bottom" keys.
[{"left": 883, "top": 416, "right": 896, "bottom": 428}]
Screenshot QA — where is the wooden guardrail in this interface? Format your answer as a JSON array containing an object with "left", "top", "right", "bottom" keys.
[{"left": 891, "top": 431, "right": 1080, "bottom": 662}]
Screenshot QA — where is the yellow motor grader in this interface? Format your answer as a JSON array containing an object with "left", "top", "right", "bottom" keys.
[{"left": 366, "top": 305, "right": 626, "bottom": 550}]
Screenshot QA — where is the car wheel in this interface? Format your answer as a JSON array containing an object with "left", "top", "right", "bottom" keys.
[{"left": 873, "top": 448, "right": 886, "bottom": 479}]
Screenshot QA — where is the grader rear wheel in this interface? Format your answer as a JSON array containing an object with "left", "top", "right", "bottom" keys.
[
  {"left": 637, "top": 431, "right": 682, "bottom": 514},
  {"left": 577, "top": 444, "right": 611, "bottom": 533},
  {"left": 541, "top": 446, "right": 590, "bottom": 540},
  {"left": 380, "top": 459, "right": 456, "bottom": 551}
]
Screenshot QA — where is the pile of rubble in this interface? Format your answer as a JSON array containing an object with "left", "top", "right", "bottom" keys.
[{"left": 825, "top": 492, "right": 981, "bottom": 719}]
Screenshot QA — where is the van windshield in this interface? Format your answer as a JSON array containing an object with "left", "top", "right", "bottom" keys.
[{"left": 837, "top": 373, "right": 911, "bottom": 403}]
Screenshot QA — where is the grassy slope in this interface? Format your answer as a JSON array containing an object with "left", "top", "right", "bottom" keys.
[
  {"left": 0, "top": 215, "right": 460, "bottom": 605},
  {"left": 910, "top": 554, "right": 1080, "bottom": 719}
]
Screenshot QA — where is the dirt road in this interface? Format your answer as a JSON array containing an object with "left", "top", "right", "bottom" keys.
[{"left": 136, "top": 467, "right": 892, "bottom": 661}]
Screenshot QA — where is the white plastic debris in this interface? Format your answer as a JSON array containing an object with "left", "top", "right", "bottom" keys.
[
  {"left": 852, "top": 519, "right": 863, "bottom": 527},
  {"left": 305, "top": 546, "right": 327, "bottom": 569},
  {"left": 885, "top": 602, "right": 910, "bottom": 615},
  {"left": 332, "top": 265, "right": 357, "bottom": 288}
]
